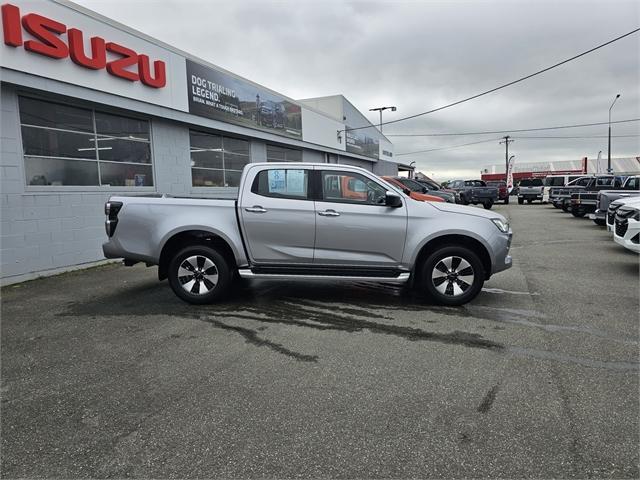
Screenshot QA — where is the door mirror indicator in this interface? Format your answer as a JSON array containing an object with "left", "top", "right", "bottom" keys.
[{"left": 385, "top": 191, "right": 403, "bottom": 208}]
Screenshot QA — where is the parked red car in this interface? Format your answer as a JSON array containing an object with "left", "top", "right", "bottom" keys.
[
  {"left": 382, "top": 176, "right": 445, "bottom": 202},
  {"left": 486, "top": 181, "right": 509, "bottom": 204}
]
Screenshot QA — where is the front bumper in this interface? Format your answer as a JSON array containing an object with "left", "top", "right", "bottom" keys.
[
  {"left": 491, "top": 230, "right": 513, "bottom": 275},
  {"left": 588, "top": 209, "right": 606, "bottom": 221},
  {"left": 613, "top": 218, "right": 640, "bottom": 253}
]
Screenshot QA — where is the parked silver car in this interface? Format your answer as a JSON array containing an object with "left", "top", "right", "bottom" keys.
[{"left": 103, "top": 163, "right": 513, "bottom": 306}]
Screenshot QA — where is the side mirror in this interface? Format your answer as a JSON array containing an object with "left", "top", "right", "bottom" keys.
[
  {"left": 385, "top": 191, "right": 403, "bottom": 208},
  {"left": 421, "top": 186, "right": 428, "bottom": 193}
]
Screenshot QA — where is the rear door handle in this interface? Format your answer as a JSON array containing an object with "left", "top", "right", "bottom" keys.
[
  {"left": 245, "top": 206, "right": 267, "bottom": 213},
  {"left": 318, "top": 209, "right": 340, "bottom": 217}
]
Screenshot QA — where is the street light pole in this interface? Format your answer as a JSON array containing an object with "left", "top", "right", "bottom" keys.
[
  {"left": 369, "top": 106, "right": 397, "bottom": 133},
  {"left": 608, "top": 94, "right": 621, "bottom": 173}
]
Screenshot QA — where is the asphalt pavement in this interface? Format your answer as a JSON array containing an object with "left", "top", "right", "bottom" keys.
[{"left": 1, "top": 202, "right": 638, "bottom": 478}]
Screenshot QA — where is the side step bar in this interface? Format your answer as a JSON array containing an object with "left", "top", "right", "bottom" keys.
[{"left": 238, "top": 269, "right": 411, "bottom": 284}]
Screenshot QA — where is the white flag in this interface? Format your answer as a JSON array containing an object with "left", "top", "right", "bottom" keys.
[{"left": 506, "top": 156, "right": 516, "bottom": 193}]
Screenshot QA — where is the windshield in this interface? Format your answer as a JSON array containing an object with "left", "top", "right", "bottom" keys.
[
  {"left": 519, "top": 179, "right": 543, "bottom": 187},
  {"left": 397, "top": 178, "right": 427, "bottom": 192},
  {"left": 380, "top": 177, "right": 411, "bottom": 197}
]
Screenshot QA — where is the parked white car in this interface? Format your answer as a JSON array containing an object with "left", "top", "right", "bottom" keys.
[
  {"left": 613, "top": 201, "right": 640, "bottom": 253},
  {"left": 607, "top": 196, "right": 640, "bottom": 233}
]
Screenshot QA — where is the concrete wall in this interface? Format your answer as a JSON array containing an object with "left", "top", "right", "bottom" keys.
[
  {"left": 373, "top": 159, "right": 399, "bottom": 177},
  {"left": 0, "top": 85, "right": 199, "bottom": 284}
]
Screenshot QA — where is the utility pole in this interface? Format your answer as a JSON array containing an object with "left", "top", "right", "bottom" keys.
[{"left": 499, "top": 136, "right": 514, "bottom": 183}]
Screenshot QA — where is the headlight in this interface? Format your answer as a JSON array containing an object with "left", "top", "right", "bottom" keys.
[{"left": 491, "top": 218, "right": 509, "bottom": 233}]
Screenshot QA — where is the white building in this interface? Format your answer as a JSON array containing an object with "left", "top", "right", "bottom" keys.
[{"left": 0, "top": 0, "right": 401, "bottom": 284}]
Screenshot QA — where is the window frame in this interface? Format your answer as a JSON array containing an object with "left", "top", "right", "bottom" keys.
[
  {"left": 18, "top": 93, "right": 156, "bottom": 192},
  {"left": 250, "top": 167, "right": 312, "bottom": 201},
  {"left": 190, "top": 130, "right": 251, "bottom": 188},
  {"left": 319, "top": 170, "right": 389, "bottom": 206},
  {"left": 266, "top": 144, "right": 303, "bottom": 163}
]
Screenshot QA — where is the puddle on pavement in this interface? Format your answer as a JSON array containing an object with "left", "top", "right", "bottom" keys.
[{"left": 56, "top": 277, "right": 639, "bottom": 371}]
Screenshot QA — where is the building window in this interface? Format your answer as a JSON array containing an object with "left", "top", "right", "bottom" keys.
[
  {"left": 266, "top": 144, "right": 302, "bottom": 163},
  {"left": 19, "top": 96, "right": 153, "bottom": 187},
  {"left": 190, "top": 131, "right": 250, "bottom": 187}
]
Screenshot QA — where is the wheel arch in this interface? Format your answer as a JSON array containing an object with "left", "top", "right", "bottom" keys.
[
  {"left": 412, "top": 234, "right": 493, "bottom": 282},
  {"left": 158, "top": 229, "right": 237, "bottom": 281}
]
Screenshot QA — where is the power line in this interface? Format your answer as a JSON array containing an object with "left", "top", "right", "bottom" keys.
[
  {"left": 386, "top": 118, "right": 640, "bottom": 137},
  {"left": 513, "top": 134, "right": 640, "bottom": 139},
  {"left": 342, "top": 28, "right": 640, "bottom": 133},
  {"left": 396, "top": 138, "right": 500, "bottom": 156}
]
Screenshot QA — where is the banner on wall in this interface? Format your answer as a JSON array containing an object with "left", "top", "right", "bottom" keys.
[
  {"left": 345, "top": 128, "right": 379, "bottom": 160},
  {"left": 186, "top": 59, "right": 302, "bottom": 139}
]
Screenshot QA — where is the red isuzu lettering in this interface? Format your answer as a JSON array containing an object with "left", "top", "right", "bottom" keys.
[{"left": 1, "top": 3, "right": 166, "bottom": 88}]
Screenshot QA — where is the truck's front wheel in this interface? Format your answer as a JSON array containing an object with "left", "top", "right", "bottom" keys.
[
  {"left": 420, "top": 246, "right": 484, "bottom": 306},
  {"left": 168, "top": 245, "right": 231, "bottom": 304}
]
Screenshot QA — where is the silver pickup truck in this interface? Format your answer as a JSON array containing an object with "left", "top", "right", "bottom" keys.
[{"left": 103, "top": 163, "right": 513, "bottom": 306}]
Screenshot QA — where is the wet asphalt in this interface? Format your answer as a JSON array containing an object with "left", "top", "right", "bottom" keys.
[{"left": 1, "top": 202, "right": 638, "bottom": 478}]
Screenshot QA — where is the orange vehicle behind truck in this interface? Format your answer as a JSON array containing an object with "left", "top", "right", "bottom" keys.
[{"left": 382, "top": 176, "right": 445, "bottom": 202}]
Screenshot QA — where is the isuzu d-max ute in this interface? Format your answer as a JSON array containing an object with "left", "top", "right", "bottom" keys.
[{"left": 103, "top": 163, "right": 513, "bottom": 306}]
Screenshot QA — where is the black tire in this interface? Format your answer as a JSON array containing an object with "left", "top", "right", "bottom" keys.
[
  {"left": 526, "top": 199, "right": 532, "bottom": 204},
  {"left": 460, "top": 195, "right": 469, "bottom": 206},
  {"left": 561, "top": 203, "right": 570, "bottom": 212},
  {"left": 419, "top": 246, "right": 485, "bottom": 306},
  {"left": 518, "top": 198, "right": 524, "bottom": 205},
  {"left": 593, "top": 219, "right": 606, "bottom": 226},
  {"left": 483, "top": 200, "right": 493, "bottom": 210},
  {"left": 168, "top": 245, "right": 231, "bottom": 304},
  {"left": 504, "top": 197, "right": 509, "bottom": 205},
  {"left": 571, "top": 208, "right": 586, "bottom": 218}
]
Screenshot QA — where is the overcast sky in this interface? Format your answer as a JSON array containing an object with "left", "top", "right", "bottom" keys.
[{"left": 75, "top": 0, "right": 640, "bottom": 179}]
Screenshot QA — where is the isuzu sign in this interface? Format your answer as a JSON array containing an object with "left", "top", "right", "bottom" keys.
[{"left": 1, "top": 3, "right": 166, "bottom": 88}]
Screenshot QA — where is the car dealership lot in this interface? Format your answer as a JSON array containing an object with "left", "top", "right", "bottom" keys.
[{"left": 1, "top": 204, "right": 638, "bottom": 478}]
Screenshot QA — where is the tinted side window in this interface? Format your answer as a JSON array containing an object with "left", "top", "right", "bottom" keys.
[
  {"left": 575, "top": 178, "right": 590, "bottom": 186},
  {"left": 596, "top": 177, "right": 614, "bottom": 187},
  {"left": 252, "top": 169, "right": 309, "bottom": 199},
  {"left": 321, "top": 171, "right": 387, "bottom": 205},
  {"left": 625, "top": 177, "right": 639, "bottom": 189}
]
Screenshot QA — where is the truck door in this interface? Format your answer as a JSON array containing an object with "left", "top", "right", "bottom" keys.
[
  {"left": 239, "top": 167, "right": 315, "bottom": 264},
  {"left": 314, "top": 170, "right": 407, "bottom": 266}
]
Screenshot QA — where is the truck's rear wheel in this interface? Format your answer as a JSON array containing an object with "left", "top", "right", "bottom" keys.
[
  {"left": 483, "top": 200, "right": 493, "bottom": 210},
  {"left": 518, "top": 198, "right": 524, "bottom": 205},
  {"left": 420, "top": 246, "right": 485, "bottom": 306},
  {"left": 168, "top": 245, "right": 231, "bottom": 304},
  {"left": 503, "top": 196, "right": 509, "bottom": 205}
]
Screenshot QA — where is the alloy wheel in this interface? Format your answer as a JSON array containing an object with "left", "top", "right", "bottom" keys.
[
  {"left": 178, "top": 255, "right": 219, "bottom": 295},
  {"left": 431, "top": 256, "right": 475, "bottom": 297}
]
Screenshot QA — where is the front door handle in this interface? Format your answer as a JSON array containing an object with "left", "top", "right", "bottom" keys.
[
  {"left": 318, "top": 209, "right": 340, "bottom": 217},
  {"left": 245, "top": 206, "right": 267, "bottom": 213}
]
